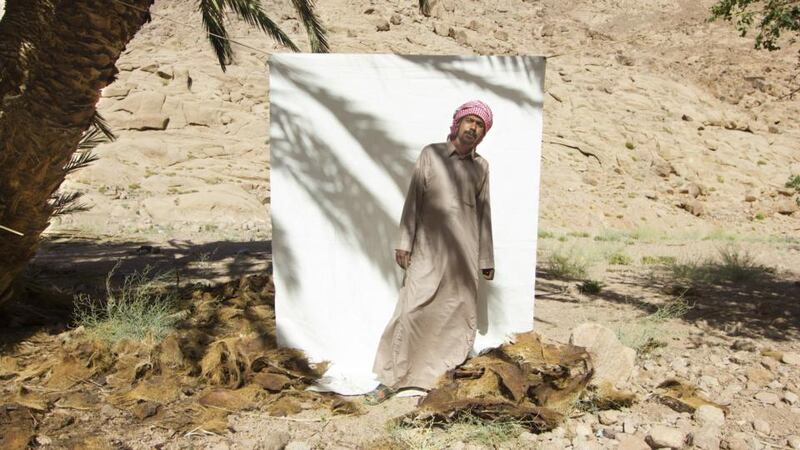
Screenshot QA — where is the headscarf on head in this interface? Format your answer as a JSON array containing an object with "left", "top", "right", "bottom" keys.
[{"left": 447, "top": 100, "right": 493, "bottom": 146}]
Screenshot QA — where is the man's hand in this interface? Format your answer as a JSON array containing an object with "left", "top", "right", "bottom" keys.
[
  {"left": 395, "top": 250, "right": 411, "bottom": 269},
  {"left": 481, "top": 268, "right": 495, "bottom": 280}
]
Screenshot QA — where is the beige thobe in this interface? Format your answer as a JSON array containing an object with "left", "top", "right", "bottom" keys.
[{"left": 373, "top": 141, "right": 494, "bottom": 390}]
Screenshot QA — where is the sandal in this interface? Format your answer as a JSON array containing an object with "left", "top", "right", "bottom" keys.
[{"left": 364, "top": 384, "right": 395, "bottom": 405}]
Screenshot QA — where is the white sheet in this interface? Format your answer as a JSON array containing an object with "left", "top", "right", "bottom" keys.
[{"left": 268, "top": 54, "right": 545, "bottom": 395}]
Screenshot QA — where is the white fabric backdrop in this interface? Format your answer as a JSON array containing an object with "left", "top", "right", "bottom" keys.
[{"left": 268, "top": 54, "right": 545, "bottom": 395}]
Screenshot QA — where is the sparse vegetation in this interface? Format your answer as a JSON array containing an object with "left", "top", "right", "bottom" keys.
[
  {"left": 593, "top": 229, "right": 629, "bottom": 242},
  {"left": 567, "top": 231, "right": 591, "bottom": 238},
  {"left": 667, "top": 246, "right": 772, "bottom": 286},
  {"left": 608, "top": 252, "right": 632, "bottom": 265},
  {"left": 545, "top": 248, "right": 590, "bottom": 279},
  {"left": 755, "top": 212, "right": 765, "bottom": 220},
  {"left": 538, "top": 230, "right": 555, "bottom": 239},
  {"left": 580, "top": 279, "right": 604, "bottom": 294},
  {"left": 74, "top": 265, "right": 183, "bottom": 343},
  {"left": 641, "top": 255, "right": 677, "bottom": 265},
  {"left": 386, "top": 413, "right": 527, "bottom": 449},
  {"left": 625, "top": 141, "right": 635, "bottom": 150},
  {"left": 616, "top": 293, "right": 692, "bottom": 355},
  {"left": 786, "top": 174, "right": 800, "bottom": 191}
]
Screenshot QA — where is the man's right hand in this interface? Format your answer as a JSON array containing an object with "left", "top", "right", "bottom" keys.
[{"left": 395, "top": 250, "right": 411, "bottom": 269}]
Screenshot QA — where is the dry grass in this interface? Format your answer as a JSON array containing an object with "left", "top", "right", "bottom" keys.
[
  {"left": 386, "top": 413, "right": 527, "bottom": 449},
  {"left": 73, "top": 264, "right": 183, "bottom": 343},
  {"left": 616, "top": 293, "right": 693, "bottom": 355},
  {"left": 667, "top": 246, "right": 772, "bottom": 286}
]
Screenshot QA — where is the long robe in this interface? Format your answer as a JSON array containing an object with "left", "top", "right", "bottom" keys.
[{"left": 373, "top": 141, "right": 494, "bottom": 390}]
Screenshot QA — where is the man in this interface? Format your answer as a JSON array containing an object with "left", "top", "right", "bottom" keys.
[{"left": 367, "top": 100, "right": 495, "bottom": 404}]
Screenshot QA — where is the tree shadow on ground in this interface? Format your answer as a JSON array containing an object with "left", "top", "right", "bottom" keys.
[
  {"left": 0, "top": 236, "right": 272, "bottom": 348},
  {"left": 535, "top": 264, "right": 800, "bottom": 341}
]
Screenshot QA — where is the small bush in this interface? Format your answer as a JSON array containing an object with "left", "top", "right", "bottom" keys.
[
  {"left": 538, "top": 230, "right": 555, "bottom": 239},
  {"left": 567, "top": 231, "right": 591, "bottom": 238},
  {"left": 608, "top": 252, "right": 632, "bottom": 265},
  {"left": 593, "top": 230, "right": 628, "bottom": 242},
  {"left": 641, "top": 255, "right": 677, "bottom": 265},
  {"left": 667, "top": 247, "right": 770, "bottom": 286},
  {"left": 580, "top": 280, "right": 603, "bottom": 294},
  {"left": 785, "top": 174, "right": 800, "bottom": 191},
  {"left": 74, "top": 265, "right": 182, "bottom": 343},
  {"left": 755, "top": 212, "right": 765, "bottom": 220},
  {"left": 545, "top": 249, "right": 589, "bottom": 280},
  {"left": 625, "top": 141, "right": 635, "bottom": 150}
]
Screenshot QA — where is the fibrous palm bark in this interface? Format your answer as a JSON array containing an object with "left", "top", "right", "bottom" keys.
[{"left": 0, "top": 0, "right": 155, "bottom": 305}]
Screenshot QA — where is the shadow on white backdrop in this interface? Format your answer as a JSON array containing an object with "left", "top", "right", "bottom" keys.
[{"left": 268, "top": 54, "right": 545, "bottom": 394}]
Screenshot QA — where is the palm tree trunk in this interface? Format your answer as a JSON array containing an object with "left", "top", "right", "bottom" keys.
[{"left": 0, "top": 0, "right": 155, "bottom": 306}]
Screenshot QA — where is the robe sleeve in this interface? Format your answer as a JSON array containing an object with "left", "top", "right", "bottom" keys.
[
  {"left": 396, "top": 148, "right": 430, "bottom": 252},
  {"left": 477, "top": 165, "right": 494, "bottom": 269}
]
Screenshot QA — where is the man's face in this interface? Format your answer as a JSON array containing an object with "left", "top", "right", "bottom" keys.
[{"left": 456, "top": 114, "right": 486, "bottom": 147}]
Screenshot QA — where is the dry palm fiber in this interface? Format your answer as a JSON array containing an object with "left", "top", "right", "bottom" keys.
[{"left": 412, "top": 331, "right": 594, "bottom": 432}]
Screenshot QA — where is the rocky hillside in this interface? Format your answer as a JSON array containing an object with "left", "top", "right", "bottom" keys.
[{"left": 40, "top": 0, "right": 800, "bottom": 241}]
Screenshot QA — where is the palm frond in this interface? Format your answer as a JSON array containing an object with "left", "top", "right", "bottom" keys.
[
  {"left": 89, "top": 111, "right": 116, "bottom": 142},
  {"left": 65, "top": 150, "right": 100, "bottom": 174},
  {"left": 419, "top": 0, "right": 431, "bottom": 16},
  {"left": 222, "top": 0, "right": 301, "bottom": 52},
  {"left": 50, "top": 191, "right": 89, "bottom": 217},
  {"left": 199, "top": 0, "right": 234, "bottom": 71},
  {"left": 289, "top": 0, "right": 330, "bottom": 53}
]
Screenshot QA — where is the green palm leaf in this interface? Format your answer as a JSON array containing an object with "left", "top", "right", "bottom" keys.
[{"left": 289, "top": 0, "right": 330, "bottom": 53}]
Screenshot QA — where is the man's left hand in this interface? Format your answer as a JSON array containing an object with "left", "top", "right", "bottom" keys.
[{"left": 481, "top": 268, "right": 495, "bottom": 280}]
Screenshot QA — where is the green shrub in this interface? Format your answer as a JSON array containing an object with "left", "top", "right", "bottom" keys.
[
  {"left": 74, "top": 265, "right": 183, "bottom": 343},
  {"left": 608, "top": 252, "right": 632, "bottom": 265}
]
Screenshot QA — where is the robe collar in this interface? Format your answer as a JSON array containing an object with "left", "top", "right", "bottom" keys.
[{"left": 447, "top": 140, "right": 476, "bottom": 160}]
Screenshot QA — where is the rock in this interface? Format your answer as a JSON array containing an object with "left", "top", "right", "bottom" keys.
[
  {"left": 623, "top": 417, "right": 638, "bottom": 434},
  {"left": 260, "top": 433, "right": 290, "bottom": 449},
  {"left": 653, "top": 158, "right": 674, "bottom": 177},
  {"left": 615, "top": 53, "right": 635, "bottom": 66},
  {"left": 284, "top": 441, "right": 311, "bottom": 450},
  {"left": 645, "top": 191, "right": 658, "bottom": 200},
  {"left": 518, "top": 431, "right": 537, "bottom": 442},
  {"left": 776, "top": 198, "right": 799, "bottom": 215},
  {"left": 452, "top": 28, "right": 469, "bottom": 46},
  {"left": 374, "top": 18, "right": 390, "bottom": 31},
  {"left": 768, "top": 125, "right": 780, "bottom": 134},
  {"left": 787, "top": 436, "right": 800, "bottom": 449},
  {"left": 123, "top": 114, "right": 170, "bottom": 131},
  {"left": 746, "top": 367, "right": 774, "bottom": 385},
  {"left": 784, "top": 391, "right": 799, "bottom": 405},
  {"left": 693, "top": 426, "right": 721, "bottom": 450},
  {"left": 132, "top": 401, "right": 160, "bottom": 420},
  {"left": 782, "top": 352, "right": 800, "bottom": 366},
  {"left": 745, "top": 194, "right": 757, "bottom": 202},
  {"left": 681, "top": 114, "right": 693, "bottom": 121},
  {"left": 112, "top": 91, "right": 166, "bottom": 114},
  {"left": 433, "top": 22, "right": 450, "bottom": 37},
  {"left": 722, "top": 436, "right": 749, "bottom": 450},
  {"left": 680, "top": 200, "right": 706, "bottom": 217},
  {"left": 694, "top": 405, "right": 725, "bottom": 427},
  {"left": 755, "top": 391, "right": 779, "bottom": 404},
  {"left": 184, "top": 102, "right": 220, "bottom": 126},
  {"left": 140, "top": 63, "right": 159, "bottom": 73},
  {"left": 569, "top": 323, "right": 636, "bottom": 389},
  {"left": 686, "top": 183, "right": 704, "bottom": 198},
  {"left": 156, "top": 66, "right": 173, "bottom": 79},
  {"left": 732, "top": 339, "right": 757, "bottom": 352},
  {"left": 752, "top": 419, "right": 771, "bottom": 435},
  {"left": 616, "top": 435, "right": 649, "bottom": 450},
  {"left": 465, "top": 19, "right": 483, "bottom": 31},
  {"left": 390, "top": 14, "right": 402, "bottom": 25},
  {"left": 494, "top": 30, "right": 509, "bottom": 41},
  {"left": 598, "top": 410, "right": 620, "bottom": 425},
  {"left": 574, "top": 423, "right": 593, "bottom": 437},
  {"left": 646, "top": 425, "right": 686, "bottom": 449},
  {"left": 102, "top": 83, "right": 132, "bottom": 98}
]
